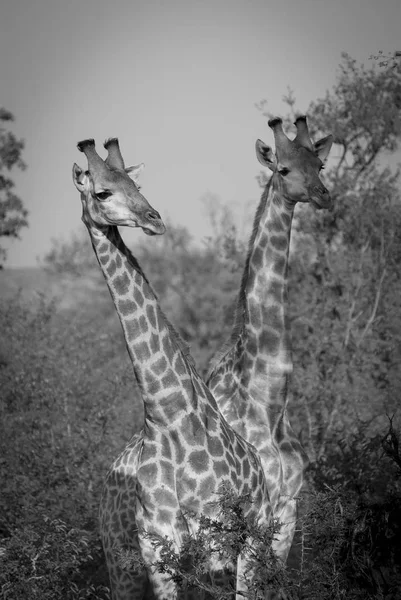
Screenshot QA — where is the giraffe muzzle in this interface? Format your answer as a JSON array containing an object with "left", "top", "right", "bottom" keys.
[
  {"left": 311, "top": 189, "right": 332, "bottom": 210},
  {"left": 141, "top": 211, "right": 166, "bottom": 236}
]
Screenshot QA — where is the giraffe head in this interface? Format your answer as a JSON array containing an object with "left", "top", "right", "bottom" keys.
[
  {"left": 255, "top": 116, "right": 333, "bottom": 209},
  {"left": 72, "top": 138, "right": 166, "bottom": 235}
]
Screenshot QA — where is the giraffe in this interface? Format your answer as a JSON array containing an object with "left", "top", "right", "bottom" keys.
[
  {"left": 207, "top": 116, "right": 333, "bottom": 564},
  {"left": 72, "top": 138, "right": 272, "bottom": 600}
]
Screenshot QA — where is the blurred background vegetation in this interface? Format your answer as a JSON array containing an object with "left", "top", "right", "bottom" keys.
[{"left": 1, "top": 53, "right": 401, "bottom": 598}]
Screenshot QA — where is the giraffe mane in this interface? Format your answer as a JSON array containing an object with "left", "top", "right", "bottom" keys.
[
  {"left": 113, "top": 232, "right": 195, "bottom": 366},
  {"left": 158, "top": 305, "right": 194, "bottom": 365},
  {"left": 207, "top": 176, "right": 273, "bottom": 376}
]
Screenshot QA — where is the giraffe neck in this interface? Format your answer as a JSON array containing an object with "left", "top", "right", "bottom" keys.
[
  {"left": 236, "top": 176, "right": 294, "bottom": 396},
  {"left": 85, "top": 222, "right": 195, "bottom": 427}
]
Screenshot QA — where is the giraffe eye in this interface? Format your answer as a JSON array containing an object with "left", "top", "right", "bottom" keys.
[
  {"left": 95, "top": 191, "right": 112, "bottom": 201},
  {"left": 279, "top": 167, "right": 290, "bottom": 176}
]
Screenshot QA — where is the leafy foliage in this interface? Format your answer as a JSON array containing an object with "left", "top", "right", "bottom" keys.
[
  {"left": 0, "top": 108, "right": 28, "bottom": 267},
  {"left": 0, "top": 517, "right": 108, "bottom": 600},
  {"left": 298, "top": 422, "right": 401, "bottom": 600},
  {"left": 0, "top": 293, "right": 144, "bottom": 598},
  {"left": 43, "top": 230, "right": 97, "bottom": 277},
  {"left": 121, "top": 485, "right": 284, "bottom": 599}
]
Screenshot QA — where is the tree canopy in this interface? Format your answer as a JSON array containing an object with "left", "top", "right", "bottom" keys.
[{"left": 0, "top": 108, "right": 28, "bottom": 267}]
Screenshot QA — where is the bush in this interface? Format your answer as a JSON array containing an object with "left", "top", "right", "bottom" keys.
[
  {"left": 0, "top": 517, "right": 108, "bottom": 600},
  {"left": 296, "top": 420, "right": 401, "bottom": 600},
  {"left": 0, "top": 292, "right": 142, "bottom": 599}
]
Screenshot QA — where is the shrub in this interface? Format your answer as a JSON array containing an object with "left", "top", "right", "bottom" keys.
[{"left": 0, "top": 516, "right": 108, "bottom": 599}]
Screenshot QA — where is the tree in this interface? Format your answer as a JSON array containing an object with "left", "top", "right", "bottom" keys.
[{"left": 0, "top": 108, "right": 28, "bottom": 267}]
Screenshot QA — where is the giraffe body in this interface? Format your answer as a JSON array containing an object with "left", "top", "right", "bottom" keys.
[
  {"left": 73, "top": 139, "right": 272, "bottom": 599},
  {"left": 208, "top": 117, "right": 333, "bottom": 562}
]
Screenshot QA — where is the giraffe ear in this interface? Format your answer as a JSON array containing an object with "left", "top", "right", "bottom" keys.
[
  {"left": 314, "top": 135, "right": 333, "bottom": 162},
  {"left": 72, "top": 163, "right": 90, "bottom": 193},
  {"left": 126, "top": 162, "right": 145, "bottom": 185},
  {"left": 255, "top": 140, "right": 276, "bottom": 172}
]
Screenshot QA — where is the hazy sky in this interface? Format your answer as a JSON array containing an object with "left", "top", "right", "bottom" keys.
[{"left": 1, "top": 0, "right": 400, "bottom": 267}]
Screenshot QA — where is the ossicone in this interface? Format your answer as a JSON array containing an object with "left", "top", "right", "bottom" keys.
[
  {"left": 76, "top": 138, "right": 107, "bottom": 173},
  {"left": 294, "top": 115, "right": 314, "bottom": 151},
  {"left": 77, "top": 139, "right": 95, "bottom": 153},
  {"left": 268, "top": 117, "right": 283, "bottom": 130},
  {"left": 104, "top": 137, "right": 125, "bottom": 170},
  {"left": 268, "top": 117, "right": 292, "bottom": 150}
]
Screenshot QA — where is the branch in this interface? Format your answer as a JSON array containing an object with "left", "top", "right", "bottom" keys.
[
  {"left": 356, "top": 267, "right": 386, "bottom": 347},
  {"left": 354, "top": 141, "right": 384, "bottom": 181},
  {"left": 343, "top": 241, "right": 369, "bottom": 348},
  {"left": 381, "top": 415, "right": 401, "bottom": 472},
  {"left": 289, "top": 293, "right": 317, "bottom": 323},
  {"left": 317, "top": 393, "right": 341, "bottom": 460},
  {"left": 301, "top": 394, "right": 316, "bottom": 462},
  {"left": 333, "top": 142, "right": 348, "bottom": 182},
  {"left": 357, "top": 223, "right": 387, "bottom": 347}
]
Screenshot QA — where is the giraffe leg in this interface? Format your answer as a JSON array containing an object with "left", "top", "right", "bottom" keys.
[
  {"left": 146, "top": 571, "right": 177, "bottom": 600},
  {"left": 107, "top": 562, "right": 152, "bottom": 600},
  {"left": 138, "top": 526, "right": 181, "bottom": 600},
  {"left": 235, "top": 535, "right": 291, "bottom": 600},
  {"left": 102, "top": 528, "right": 156, "bottom": 600},
  {"left": 139, "top": 543, "right": 212, "bottom": 599},
  {"left": 235, "top": 549, "right": 251, "bottom": 600},
  {"left": 138, "top": 524, "right": 214, "bottom": 600},
  {"left": 257, "top": 498, "right": 298, "bottom": 600},
  {"left": 272, "top": 497, "right": 297, "bottom": 564}
]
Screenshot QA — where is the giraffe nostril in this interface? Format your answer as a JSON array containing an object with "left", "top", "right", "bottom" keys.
[
  {"left": 146, "top": 210, "right": 161, "bottom": 221},
  {"left": 316, "top": 186, "right": 329, "bottom": 199}
]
